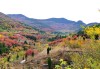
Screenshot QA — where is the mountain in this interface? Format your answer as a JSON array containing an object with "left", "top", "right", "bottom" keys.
[
  {"left": 87, "top": 22, "right": 100, "bottom": 26},
  {"left": 0, "top": 12, "right": 40, "bottom": 35},
  {"left": 7, "top": 14, "right": 92, "bottom": 33},
  {"left": 0, "top": 12, "right": 26, "bottom": 32}
]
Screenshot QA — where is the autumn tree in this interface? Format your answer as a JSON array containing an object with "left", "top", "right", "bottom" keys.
[{"left": 84, "top": 25, "right": 100, "bottom": 40}]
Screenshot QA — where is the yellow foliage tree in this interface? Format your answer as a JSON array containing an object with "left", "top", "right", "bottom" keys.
[{"left": 84, "top": 26, "right": 100, "bottom": 39}]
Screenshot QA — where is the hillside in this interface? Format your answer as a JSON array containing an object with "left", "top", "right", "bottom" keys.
[
  {"left": 8, "top": 14, "right": 86, "bottom": 33},
  {"left": 0, "top": 12, "right": 24, "bottom": 32},
  {"left": 0, "top": 12, "right": 48, "bottom": 68},
  {"left": 1, "top": 12, "right": 48, "bottom": 35}
]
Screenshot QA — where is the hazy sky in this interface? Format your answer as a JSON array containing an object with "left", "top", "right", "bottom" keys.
[{"left": 0, "top": 0, "right": 100, "bottom": 23}]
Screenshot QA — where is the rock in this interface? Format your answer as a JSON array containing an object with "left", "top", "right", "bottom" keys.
[
  {"left": 43, "top": 64, "right": 48, "bottom": 66},
  {"left": 20, "top": 60, "right": 26, "bottom": 64}
]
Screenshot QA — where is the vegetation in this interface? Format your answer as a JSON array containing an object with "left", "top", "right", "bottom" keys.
[
  {"left": 84, "top": 24, "right": 100, "bottom": 39},
  {"left": 24, "top": 35, "right": 37, "bottom": 41},
  {"left": 48, "top": 35, "right": 66, "bottom": 41},
  {"left": 47, "top": 57, "right": 52, "bottom": 69},
  {"left": 0, "top": 43, "right": 9, "bottom": 55}
]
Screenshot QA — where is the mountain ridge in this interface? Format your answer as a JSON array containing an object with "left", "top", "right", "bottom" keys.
[{"left": 7, "top": 14, "right": 100, "bottom": 33}]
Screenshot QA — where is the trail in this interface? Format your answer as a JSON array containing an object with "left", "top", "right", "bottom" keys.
[
  {"left": 33, "top": 46, "right": 82, "bottom": 60},
  {"left": 33, "top": 46, "right": 62, "bottom": 60}
]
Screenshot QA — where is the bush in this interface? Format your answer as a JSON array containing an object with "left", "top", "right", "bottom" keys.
[
  {"left": 24, "top": 35, "right": 37, "bottom": 41},
  {"left": 0, "top": 43, "right": 9, "bottom": 55}
]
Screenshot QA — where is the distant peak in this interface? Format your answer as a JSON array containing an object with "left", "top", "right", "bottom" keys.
[
  {"left": 8, "top": 14, "right": 25, "bottom": 17},
  {"left": 77, "top": 20, "right": 84, "bottom": 23},
  {"left": 51, "top": 17, "right": 66, "bottom": 19},
  {"left": 7, "top": 14, "right": 29, "bottom": 19}
]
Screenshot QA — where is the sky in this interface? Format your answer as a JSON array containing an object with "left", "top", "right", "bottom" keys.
[{"left": 0, "top": 0, "right": 100, "bottom": 24}]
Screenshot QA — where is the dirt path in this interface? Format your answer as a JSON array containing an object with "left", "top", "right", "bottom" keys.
[
  {"left": 33, "top": 46, "right": 82, "bottom": 60},
  {"left": 33, "top": 46, "right": 68, "bottom": 60}
]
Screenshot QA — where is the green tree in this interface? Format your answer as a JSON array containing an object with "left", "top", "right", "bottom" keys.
[{"left": 47, "top": 57, "right": 52, "bottom": 69}]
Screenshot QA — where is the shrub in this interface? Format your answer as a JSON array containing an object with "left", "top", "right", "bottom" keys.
[{"left": 0, "top": 43, "right": 9, "bottom": 55}]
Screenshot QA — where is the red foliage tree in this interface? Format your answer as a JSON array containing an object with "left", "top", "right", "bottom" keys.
[
  {"left": 25, "top": 49, "right": 38, "bottom": 55},
  {"left": 25, "top": 49, "right": 34, "bottom": 55},
  {"left": 0, "top": 37, "right": 19, "bottom": 47}
]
